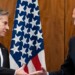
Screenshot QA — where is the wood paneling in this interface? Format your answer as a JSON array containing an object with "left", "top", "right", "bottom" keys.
[{"left": 0, "top": 0, "right": 74, "bottom": 72}]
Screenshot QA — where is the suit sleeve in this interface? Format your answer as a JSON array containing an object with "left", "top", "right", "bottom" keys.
[
  {"left": 48, "top": 55, "right": 75, "bottom": 75},
  {"left": 4, "top": 48, "right": 10, "bottom": 68},
  {"left": 48, "top": 38, "right": 75, "bottom": 75},
  {"left": 0, "top": 67, "right": 15, "bottom": 75}
]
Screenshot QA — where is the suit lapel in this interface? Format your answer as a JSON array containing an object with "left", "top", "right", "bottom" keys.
[
  {"left": 69, "top": 37, "right": 75, "bottom": 66},
  {"left": 0, "top": 48, "right": 3, "bottom": 67}
]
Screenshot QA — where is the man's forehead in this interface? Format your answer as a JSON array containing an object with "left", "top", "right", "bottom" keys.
[{"left": 0, "top": 15, "right": 8, "bottom": 20}]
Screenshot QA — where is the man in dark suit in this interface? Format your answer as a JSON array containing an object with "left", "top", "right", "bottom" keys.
[
  {"left": 28, "top": 8, "right": 75, "bottom": 75},
  {"left": 0, "top": 9, "right": 28, "bottom": 75}
]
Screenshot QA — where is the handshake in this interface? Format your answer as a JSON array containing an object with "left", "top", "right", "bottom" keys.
[{"left": 15, "top": 65, "right": 47, "bottom": 75}]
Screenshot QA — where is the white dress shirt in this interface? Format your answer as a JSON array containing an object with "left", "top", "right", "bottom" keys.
[{"left": 0, "top": 48, "right": 3, "bottom": 67}]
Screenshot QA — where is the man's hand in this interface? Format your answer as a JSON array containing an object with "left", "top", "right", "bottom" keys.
[
  {"left": 29, "top": 67, "right": 47, "bottom": 75},
  {"left": 15, "top": 65, "right": 28, "bottom": 75}
]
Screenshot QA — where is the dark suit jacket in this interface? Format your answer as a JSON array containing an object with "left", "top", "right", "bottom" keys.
[
  {"left": 0, "top": 43, "right": 9, "bottom": 68},
  {"left": 0, "top": 43, "right": 15, "bottom": 75},
  {"left": 49, "top": 37, "right": 75, "bottom": 75}
]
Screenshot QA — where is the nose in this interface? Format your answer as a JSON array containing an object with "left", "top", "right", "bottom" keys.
[{"left": 6, "top": 25, "right": 9, "bottom": 30}]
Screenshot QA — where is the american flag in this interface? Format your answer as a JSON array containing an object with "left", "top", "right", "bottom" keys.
[{"left": 9, "top": 0, "right": 46, "bottom": 73}]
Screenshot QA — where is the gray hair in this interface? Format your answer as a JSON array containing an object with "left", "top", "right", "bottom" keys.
[{"left": 0, "top": 9, "right": 9, "bottom": 16}]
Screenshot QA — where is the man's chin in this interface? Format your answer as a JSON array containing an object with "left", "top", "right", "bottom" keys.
[{"left": 0, "top": 34, "right": 5, "bottom": 37}]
